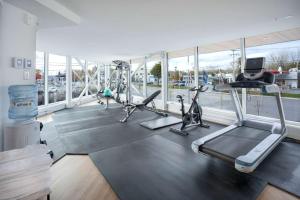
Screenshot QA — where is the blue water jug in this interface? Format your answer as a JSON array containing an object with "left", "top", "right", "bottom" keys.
[{"left": 8, "top": 85, "right": 38, "bottom": 119}]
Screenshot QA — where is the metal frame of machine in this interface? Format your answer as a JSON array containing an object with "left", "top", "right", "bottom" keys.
[{"left": 191, "top": 57, "right": 287, "bottom": 173}]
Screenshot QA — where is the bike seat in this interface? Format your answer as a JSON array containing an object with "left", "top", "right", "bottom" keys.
[{"left": 176, "top": 95, "right": 183, "bottom": 99}]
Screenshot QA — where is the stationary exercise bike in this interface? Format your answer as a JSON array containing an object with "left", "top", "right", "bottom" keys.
[{"left": 170, "top": 85, "right": 209, "bottom": 136}]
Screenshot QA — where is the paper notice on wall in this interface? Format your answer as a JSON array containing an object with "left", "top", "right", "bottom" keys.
[{"left": 23, "top": 70, "right": 30, "bottom": 80}]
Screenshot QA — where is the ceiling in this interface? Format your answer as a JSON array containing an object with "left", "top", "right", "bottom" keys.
[
  {"left": 33, "top": 0, "right": 300, "bottom": 62},
  {"left": 5, "top": 0, "right": 80, "bottom": 28}
]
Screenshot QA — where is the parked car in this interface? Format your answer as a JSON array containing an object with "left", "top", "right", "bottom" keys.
[
  {"left": 173, "top": 80, "right": 186, "bottom": 86},
  {"left": 177, "top": 81, "right": 186, "bottom": 86}
]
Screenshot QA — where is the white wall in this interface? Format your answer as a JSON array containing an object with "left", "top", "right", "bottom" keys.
[
  {"left": 0, "top": 1, "right": 3, "bottom": 151},
  {"left": 0, "top": 2, "right": 37, "bottom": 150}
]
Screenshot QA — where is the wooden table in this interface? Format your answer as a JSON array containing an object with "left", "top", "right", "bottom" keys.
[{"left": 0, "top": 144, "right": 52, "bottom": 200}]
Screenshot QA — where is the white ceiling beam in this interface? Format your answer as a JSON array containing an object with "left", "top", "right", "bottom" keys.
[{"left": 35, "top": 0, "right": 81, "bottom": 25}]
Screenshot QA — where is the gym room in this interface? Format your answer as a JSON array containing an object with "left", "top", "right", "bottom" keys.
[{"left": 0, "top": 0, "right": 300, "bottom": 199}]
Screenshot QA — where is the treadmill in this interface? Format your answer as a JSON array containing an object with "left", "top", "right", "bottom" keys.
[{"left": 191, "top": 57, "right": 287, "bottom": 173}]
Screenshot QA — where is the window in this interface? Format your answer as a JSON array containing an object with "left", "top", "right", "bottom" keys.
[
  {"left": 48, "top": 54, "right": 66, "bottom": 103},
  {"left": 245, "top": 40, "right": 300, "bottom": 122},
  {"left": 146, "top": 57, "right": 162, "bottom": 99},
  {"left": 98, "top": 64, "right": 105, "bottom": 91},
  {"left": 198, "top": 42, "right": 241, "bottom": 111},
  {"left": 36, "top": 51, "right": 45, "bottom": 106},
  {"left": 72, "top": 58, "right": 86, "bottom": 99},
  {"left": 87, "top": 61, "right": 98, "bottom": 95},
  {"left": 108, "top": 65, "right": 116, "bottom": 90},
  {"left": 168, "top": 55, "right": 194, "bottom": 104},
  {"left": 131, "top": 59, "right": 144, "bottom": 97}
]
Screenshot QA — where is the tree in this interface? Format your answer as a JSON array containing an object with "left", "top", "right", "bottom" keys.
[
  {"left": 172, "top": 70, "right": 180, "bottom": 81},
  {"left": 233, "top": 57, "right": 242, "bottom": 79},
  {"left": 269, "top": 52, "right": 290, "bottom": 71},
  {"left": 150, "top": 62, "right": 161, "bottom": 85}
]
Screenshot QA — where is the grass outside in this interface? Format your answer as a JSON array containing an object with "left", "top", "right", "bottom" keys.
[{"left": 265, "top": 93, "right": 300, "bottom": 99}]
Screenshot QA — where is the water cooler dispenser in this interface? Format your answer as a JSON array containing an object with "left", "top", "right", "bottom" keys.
[{"left": 4, "top": 85, "right": 42, "bottom": 150}]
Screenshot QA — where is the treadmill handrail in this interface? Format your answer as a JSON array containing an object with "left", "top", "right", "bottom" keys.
[
  {"left": 191, "top": 57, "right": 287, "bottom": 173},
  {"left": 215, "top": 83, "right": 280, "bottom": 94},
  {"left": 235, "top": 133, "right": 284, "bottom": 173},
  {"left": 236, "top": 134, "right": 281, "bottom": 166}
]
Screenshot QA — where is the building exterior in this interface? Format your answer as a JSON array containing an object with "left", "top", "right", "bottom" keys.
[
  {"left": 132, "top": 67, "right": 157, "bottom": 83},
  {"left": 273, "top": 68, "right": 299, "bottom": 89}
]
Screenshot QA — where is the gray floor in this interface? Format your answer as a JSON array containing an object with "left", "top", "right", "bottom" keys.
[
  {"left": 42, "top": 104, "right": 300, "bottom": 197},
  {"left": 91, "top": 135, "right": 266, "bottom": 200}
]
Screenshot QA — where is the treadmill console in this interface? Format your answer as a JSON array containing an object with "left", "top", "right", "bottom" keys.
[
  {"left": 230, "top": 57, "right": 274, "bottom": 88},
  {"left": 244, "top": 57, "right": 265, "bottom": 80}
]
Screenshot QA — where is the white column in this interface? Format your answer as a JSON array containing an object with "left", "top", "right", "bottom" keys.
[
  {"left": 65, "top": 56, "right": 72, "bottom": 107},
  {"left": 85, "top": 60, "right": 89, "bottom": 96},
  {"left": 97, "top": 63, "right": 101, "bottom": 91},
  {"left": 143, "top": 57, "right": 147, "bottom": 97},
  {"left": 127, "top": 60, "right": 132, "bottom": 103},
  {"left": 161, "top": 51, "right": 168, "bottom": 110},
  {"left": 44, "top": 52, "right": 49, "bottom": 105},
  {"left": 105, "top": 64, "right": 110, "bottom": 88},
  {"left": 240, "top": 37, "right": 247, "bottom": 115},
  {"left": 194, "top": 46, "right": 199, "bottom": 87}
]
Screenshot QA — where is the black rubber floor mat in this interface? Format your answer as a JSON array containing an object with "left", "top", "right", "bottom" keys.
[
  {"left": 59, "top": 121, "right": 157, "bottom": 154},
  {"left": 55, "top": 116, "right": 117, "bottom": 134},
  {"left": 161, "top": 124, "right": 300, "bottom": 197},
  {"left": 53, "top": 109, "right": 108, "bottom": 123},
  {"left": 55, "top": 103, "right": 121, "bottom": 114},
  {"left": 56, "top": 108, "right": 161, "bottom": 135},
  {"left": 253, "top": 141, "right": 300, "bottom": 197},
  {"left": 53, "top": 106, "right": 159, "bottom": 124},
  {"left": 90, "top": 135, "right": 266, "bottom": 200},
  {"left": 55, "top": 107, "right": 164, "bottom": 153},
  {"left": 160, "top": 121, "right": 225, "bottom": 151}
]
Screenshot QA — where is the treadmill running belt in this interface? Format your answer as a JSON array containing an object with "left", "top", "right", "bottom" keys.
[
  {"left": 202, "top": 126, "right": 271, "bottom": 160},
  {"left": 90, "top": 135, "right": 266, "bottom": 200}
]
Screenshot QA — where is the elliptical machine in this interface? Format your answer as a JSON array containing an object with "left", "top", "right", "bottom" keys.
[{"left": 170, "top": 85, "right": 209, "bottom": 136}]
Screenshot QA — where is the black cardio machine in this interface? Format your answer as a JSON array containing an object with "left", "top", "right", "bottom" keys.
[
  {"left": 170, "top": 86, "right": 209, "bottom": 136},
  {"left": 192, "top": 57, "right": 287, "bottom": 173}
]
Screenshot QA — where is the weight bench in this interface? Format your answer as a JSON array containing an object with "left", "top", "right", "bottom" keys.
[{"left": 120, "top": 90, "right": 168, "bottom": 123}]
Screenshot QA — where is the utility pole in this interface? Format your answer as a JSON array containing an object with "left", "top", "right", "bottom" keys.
[{"left": 230, "top": 49, "right": 240, "bottom": 81}]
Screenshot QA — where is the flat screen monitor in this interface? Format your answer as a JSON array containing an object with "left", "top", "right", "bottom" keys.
[{"left": 245, "top": 57, "right": 265, "bottom": 72}]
